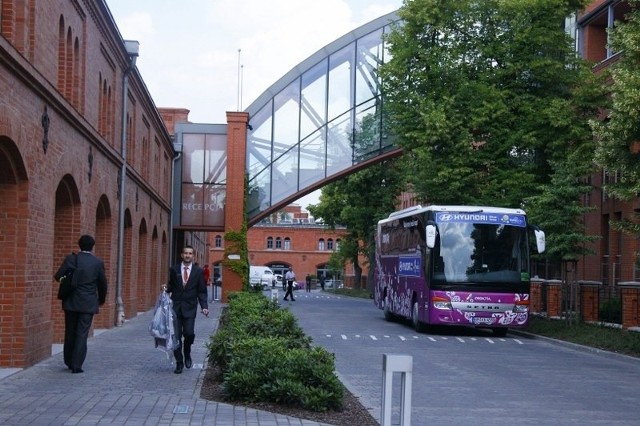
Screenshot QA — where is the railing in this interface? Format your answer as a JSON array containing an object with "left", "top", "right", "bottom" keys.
[{"left": 529, "top": 279, "right": 638, "bottom": 329}]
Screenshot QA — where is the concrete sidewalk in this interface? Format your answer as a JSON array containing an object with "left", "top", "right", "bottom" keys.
[{"left": 0, "top": 301, "right": 333, "bottom": 426}]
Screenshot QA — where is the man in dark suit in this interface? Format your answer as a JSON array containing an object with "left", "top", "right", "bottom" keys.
[
  {"left": 54, "top": 234, "right": 108, "bottom": 374},
  {"left": 166, "top": 245, "right": 209, "bottom": 374}
]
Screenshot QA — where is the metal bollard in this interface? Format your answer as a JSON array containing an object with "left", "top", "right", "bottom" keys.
[{"left": 381, "top": 354, "right": 413, "bottom": 426}]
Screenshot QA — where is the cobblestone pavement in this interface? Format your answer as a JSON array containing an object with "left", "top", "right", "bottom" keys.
[{"left": 0, "top": 301, "right": 333, "bottom": 426}]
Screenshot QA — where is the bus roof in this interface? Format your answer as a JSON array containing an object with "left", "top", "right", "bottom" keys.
[{"left": 383, "top": 205, "right": 527, "bottom": 222}]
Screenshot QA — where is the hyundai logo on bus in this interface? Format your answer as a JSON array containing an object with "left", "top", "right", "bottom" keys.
[
  {"left": 399, "top": 256, "right": 421, "bottom": 277},
  {"left": 436, "top": 212, "right": 526, "bottom": 227}
]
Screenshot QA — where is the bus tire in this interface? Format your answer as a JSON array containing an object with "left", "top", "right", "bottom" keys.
[
  {"left": 492, "top": 328, "right": 508, "bottom": 337},
  {"left": 412, "top": 300, "right": 425, "bottom": 332},
  {"left": 383, "top": 295, "right": 394, "bottom": 321}
]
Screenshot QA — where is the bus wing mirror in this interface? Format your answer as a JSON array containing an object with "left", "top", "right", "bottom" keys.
[
  {"left": 426, "top": 224, "right": 437, "bottom": 249},
  {"left": 534, "top": 228, "right": 545, "bottom": 254}
]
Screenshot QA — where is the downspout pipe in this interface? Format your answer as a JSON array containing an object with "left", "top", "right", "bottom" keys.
[{"left": 116, "top": 40, "right": 139, "bottom": 327}]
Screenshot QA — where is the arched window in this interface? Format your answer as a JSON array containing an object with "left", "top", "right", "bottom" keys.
[
  {"left": 214, "top": 235, "right": 222, "bottom": 248},
  {"left": 275, "top": 237, "right": 282, "bottom": 249},
  {"left": 318, "top": 238, "right": 325, "bottom": 251},
  {"left": 267, "top": 236, "right": 273, "bottom": 249},
  {"left": 336, "top": 238, "right": 341, "bottom": 250},
  {"left": 284, "top": 237, "right": 291, "bottom": 250},
  {"left": 327, "top": 238, "right": 334, "bottom": 250}
]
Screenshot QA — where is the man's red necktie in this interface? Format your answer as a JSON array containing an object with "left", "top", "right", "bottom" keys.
[{"left": 183, "top": 266, "right": 189, "bottom": 286}]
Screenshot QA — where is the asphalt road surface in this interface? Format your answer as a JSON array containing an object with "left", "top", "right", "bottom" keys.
[{"left": 282, "top": 290, "right": 640, "bottom": 426}]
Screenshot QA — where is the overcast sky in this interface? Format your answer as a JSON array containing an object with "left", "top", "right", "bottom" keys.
[{"left": 105, "top": 0, "right": 403, "bottom": 207}]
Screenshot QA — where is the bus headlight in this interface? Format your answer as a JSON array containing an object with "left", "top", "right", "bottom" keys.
[{"left": 432, "top": 296, "right": 452, "bottom": 310}]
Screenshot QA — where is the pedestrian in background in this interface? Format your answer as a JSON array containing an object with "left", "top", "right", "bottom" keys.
[
  {"left": 319, "top": 274, "right": 326, "bottom": 291},
  {"left": 54, "top": 234, "right": 108, "bottom": 374},
  {"left": 305, "top": 273, "right": 312, "bottom": 292},
  {"left": 284, "top": 267, "right": 296, "bottom": 301},
  {"left": 203, "top": 264, "right": 212, "bottom": 302},
  {"left": 166, "top": 245, "right": 208, "bottom": 374}
]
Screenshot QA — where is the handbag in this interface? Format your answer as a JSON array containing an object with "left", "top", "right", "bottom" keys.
[{"left": 57, "top": 253, "right": 78, "bottom": 300}]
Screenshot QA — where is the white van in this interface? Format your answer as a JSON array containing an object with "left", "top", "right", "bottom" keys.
[{"left": 249, "top": 266, "right": 275, "bottom": 289}]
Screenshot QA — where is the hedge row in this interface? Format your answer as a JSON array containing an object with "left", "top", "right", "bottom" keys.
[{"left": 206, "top": 292, "right": 344, "bottom": 411}]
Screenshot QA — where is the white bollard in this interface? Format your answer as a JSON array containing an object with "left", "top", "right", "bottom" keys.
[
  {"left": 381, "top": 353, "right": 413, "bottom": 426},
  {"left": 270, "top": 288, "right": 279, "bottom": 302}
]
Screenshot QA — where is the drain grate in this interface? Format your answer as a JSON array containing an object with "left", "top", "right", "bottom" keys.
[{"left": 173, "top": 405, "right": 189, "bottom": 414}]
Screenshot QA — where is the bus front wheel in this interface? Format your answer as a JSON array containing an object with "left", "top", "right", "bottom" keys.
[{"left": 412, "top": 300, "right": 425, "bottom": 332}]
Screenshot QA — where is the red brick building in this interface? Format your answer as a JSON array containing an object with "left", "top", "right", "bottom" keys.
[
  {"left": 208, "top": 204, "right": 364, "bottom": 286},
  {"left": 0, "top": 1, "right": 176, "bottom": 368},
  {"left": 575, "top": 1, "right": 640, "bottom": 286}
]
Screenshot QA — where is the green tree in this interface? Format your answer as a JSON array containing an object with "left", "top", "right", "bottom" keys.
[
  {"left": 593, "top": 2, "right": 640, "bottom": 236},
  {"left": 381, "top": 0, "right": 599, "bottom": 208},
  {"left": 307, "top": 161, "right": 403, "bottom": 290}
]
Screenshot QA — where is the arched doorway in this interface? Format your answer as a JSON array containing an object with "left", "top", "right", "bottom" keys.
[
  {"left": 52, "top": 175, "right": 81, "bottom": 342},
  {"left": 0, "top": 137, "right": 29, "bottom": 366}
]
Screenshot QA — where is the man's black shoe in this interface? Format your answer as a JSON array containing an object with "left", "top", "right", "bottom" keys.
[
  {"left": 71, "top": 368, "right": 83, "bottom": 374},
  {"left": 174, "top": 363, "right": 183, "bottom": 374},
  {"left": 185, "top": 356, "right": 192, "bottom": 369}
]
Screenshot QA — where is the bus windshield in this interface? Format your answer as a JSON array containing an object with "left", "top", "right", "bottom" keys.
[{"left": 433, "top": 221, "right": 529, "bottom": 284}]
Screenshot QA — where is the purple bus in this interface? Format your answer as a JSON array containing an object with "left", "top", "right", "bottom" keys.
[{"left": 374, "top": 205, "right": 545, "bottom": 336}]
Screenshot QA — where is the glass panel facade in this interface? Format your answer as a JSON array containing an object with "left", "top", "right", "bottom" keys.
[
  {"left": 181, "top": 132, "right": 227, "bottom": 227},
  {"left": 245, "top": 11, "right": 399, "bottom": 221}
]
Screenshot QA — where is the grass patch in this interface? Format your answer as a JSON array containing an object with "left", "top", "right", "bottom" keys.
[
  {"left": 527, "top": 316, "right": 640, "bottom": 358},
  {"left": 323, "top": 287, "right": 372, "bottom": 299}
]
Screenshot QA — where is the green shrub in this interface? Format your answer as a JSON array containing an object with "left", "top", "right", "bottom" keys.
[
  {"left": 223, "top": 337, "right": 343, "bottom": 411},
  {"left": 599, "top": 298, "right": 622, "bottom": 323},
  {"left": 206, "top": 291, "right": 343, "bottom": 412}
]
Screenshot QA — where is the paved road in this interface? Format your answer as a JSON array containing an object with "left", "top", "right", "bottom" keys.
[{"left": 285, "top": 290, "right": 640, "bottom": 425}]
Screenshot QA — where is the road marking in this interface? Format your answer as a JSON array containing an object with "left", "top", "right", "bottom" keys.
[
  {"left": 399, "top": 336, "right": 406, "bottom": 341},
  {"left": 427, "top": 337, "right": 437, "bottom": 342},
  {"left": 341, "top": 334, "right": 348, "bottom": 340},
  {"left": 456, "top": 337, "right": 465, "bottom": 343},
  {"left": 370, "top": 335, "right": 378, "bottom": 340},
  {"left": 485, "top": 338, "right": 495, "bottom": 344},
  {"left": 514, "top": 339, "right": 524, "bottom": 344}
]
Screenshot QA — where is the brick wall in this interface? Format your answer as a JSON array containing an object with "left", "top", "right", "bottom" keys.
[{"left": 0, "top": 0, "right": 173, "bottom": 368}]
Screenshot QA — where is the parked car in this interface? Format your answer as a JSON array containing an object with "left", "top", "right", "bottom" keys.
[{"left": 249, "top": 266, "right": 275, "bottom": 290}]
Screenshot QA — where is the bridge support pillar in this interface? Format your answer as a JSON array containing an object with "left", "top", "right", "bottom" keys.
[{"left": 221, "top": 111, "right": 249, "bottom": 302}]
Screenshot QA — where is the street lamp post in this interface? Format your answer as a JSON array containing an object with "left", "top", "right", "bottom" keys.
[{"left": 116, "top": 40, "right": 139, "bottom": 327}]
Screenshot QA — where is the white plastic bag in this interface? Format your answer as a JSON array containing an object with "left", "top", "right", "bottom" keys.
[{"left": 149, "top": 291, "right": 179, "bottom": 352}]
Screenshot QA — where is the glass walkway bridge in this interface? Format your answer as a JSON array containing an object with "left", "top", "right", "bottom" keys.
[
  {"left": 173, "top": 11, "right": 402, "bottom": 229},
  {"left": 244, "top": 10, "right": 401, "bottom": 223}
]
